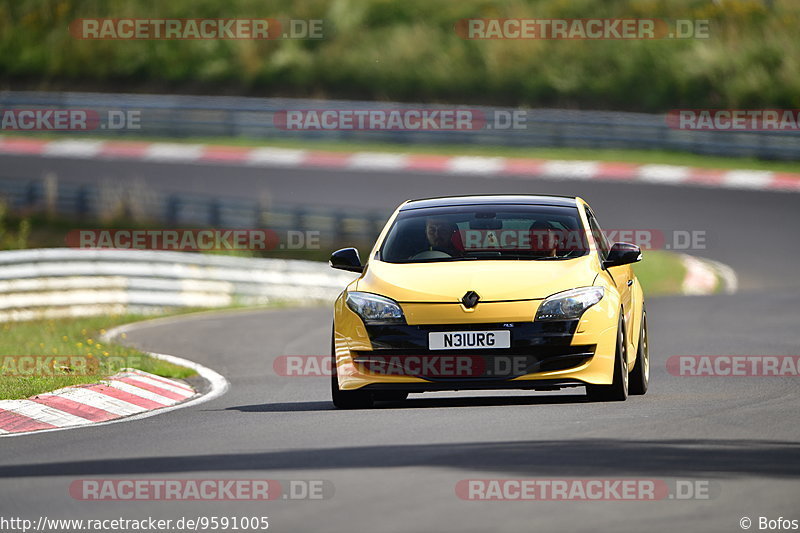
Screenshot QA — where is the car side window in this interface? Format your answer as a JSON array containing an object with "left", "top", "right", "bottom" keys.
[{"left": 585, "top": 208, "right": 610, "bottom": 259}]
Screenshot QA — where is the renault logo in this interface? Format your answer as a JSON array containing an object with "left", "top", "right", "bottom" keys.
[{"left": 461, "top": 291, "right": 480, "bottom": 309}]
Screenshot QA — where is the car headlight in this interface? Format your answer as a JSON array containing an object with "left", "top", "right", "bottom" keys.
[
  {"left": 346, "top": 292, "right": 405, "bottom": 324},
  {"left": 535, "top": 287, "right": 605, "bottom": 321}
]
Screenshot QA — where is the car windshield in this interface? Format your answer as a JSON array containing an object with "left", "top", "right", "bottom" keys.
[{"left": 380, "top": 204, "right": 589, "bottom": 263}]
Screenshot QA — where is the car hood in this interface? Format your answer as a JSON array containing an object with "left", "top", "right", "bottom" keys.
[{"left": 356, "top": 256, "right": 598, "bottom": 303}]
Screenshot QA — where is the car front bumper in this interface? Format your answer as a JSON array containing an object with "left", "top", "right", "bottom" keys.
[{"left": 333, "top": 294, "right": 620, "bottom": 391}]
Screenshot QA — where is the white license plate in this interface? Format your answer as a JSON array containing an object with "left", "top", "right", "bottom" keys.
[{"left": 428, "top": 330, "right": 511, "bottom": 350}]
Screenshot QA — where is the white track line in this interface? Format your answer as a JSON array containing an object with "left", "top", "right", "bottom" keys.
[
  {"left": 144, "top": 143, "right": 205, "bottom": 162},
  {"left": 347, "top": 152, "right": 408, "bottom": 171},
  {"left": 42, "top": 140, "right": 105, "bottom": 158},
  {"left": 447, "top": 156, "right": 505, "bottom": 175},
  {"left": 703, "top": 258, "right": 740, "bottom": 294},
  {"left": 722, "top": 170, "right": 775, "bottom": 189},
  {"left": 118, "top": 372, "right": 195, "bottom": 397},
  {"left": 637, "top": 164, "right": 691, "bottom": 184},
  {"left": 680, "top": 254, "right": 738, "bottom": 296},
  {"left": 541, "top": 160, "right": 600, "bottom": 180},
  {"left": 246, "top": 147, "right": 307, "bottom": 166},
  {"left": 7, "top": 138, "right": 800, "bottom": 193}
]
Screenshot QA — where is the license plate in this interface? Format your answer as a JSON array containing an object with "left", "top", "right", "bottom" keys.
[{"left": 428, "top": 330, "right": 511, "bottom": 350}]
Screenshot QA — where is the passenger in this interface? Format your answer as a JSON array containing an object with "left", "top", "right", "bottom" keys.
[{"left": 529, "top": 220, "right": 560, "bottom": 257}]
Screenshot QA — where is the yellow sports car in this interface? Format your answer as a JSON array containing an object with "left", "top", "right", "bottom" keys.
[{"left": 329, "top": 194, "right": 648, "bottom": 408}]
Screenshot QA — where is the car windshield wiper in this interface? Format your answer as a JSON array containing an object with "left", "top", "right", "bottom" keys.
[
  {"left": 461, "top": 251, "right": 503, "bottom": 258},
  {"left": 461, "top": 252, "right": 571, "bottom": 260},
  {"left": 398, "top": 257, "right": 479, "bottom": 263}
]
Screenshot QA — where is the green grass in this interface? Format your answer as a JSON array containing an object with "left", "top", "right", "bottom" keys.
[
  {"left": 10, "top": 132, "right": 800, "bottom": 173},
  {"left": 0, "top": 314, "right": 195, "bottom": 400},
  {"left": 633, "top": 250, "right": 688, "bottom": 296},
  {"left": 2, "top": 0, "right": 799, "bottom": 112}
]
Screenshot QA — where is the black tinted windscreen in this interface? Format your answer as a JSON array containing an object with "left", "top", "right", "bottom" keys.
[{"left": 380, "top": 205, "right": 588, "bottom": 263}]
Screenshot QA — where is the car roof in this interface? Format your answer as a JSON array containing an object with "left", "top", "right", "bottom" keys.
[{"left": 400, "top": 194, "right": 579, "bottom": 210}]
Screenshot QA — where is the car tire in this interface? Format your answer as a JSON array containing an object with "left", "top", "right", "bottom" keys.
[
  {"left": 629, "top": 306, "right": 649, "bottom": 396},
  {"left": 331, "top": 334, "right": 374, "bottom": 409},
  {"left": 586, "top": 312, "right": 629, "bottom": 402}
]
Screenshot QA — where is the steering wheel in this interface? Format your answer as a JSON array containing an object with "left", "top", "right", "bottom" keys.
[{"left": 409, "top": 249, "right": 453, "bottom": 260}]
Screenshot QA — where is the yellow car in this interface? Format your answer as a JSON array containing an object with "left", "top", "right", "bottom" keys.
[{"left": 329, "top": 194, "right": 649, "bottom": 408}]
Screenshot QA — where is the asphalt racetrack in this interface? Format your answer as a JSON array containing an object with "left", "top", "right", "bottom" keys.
[{"left": 1, "top": 153, "right": 799, "bottom": 533}]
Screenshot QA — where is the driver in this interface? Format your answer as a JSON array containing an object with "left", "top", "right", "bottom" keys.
[
  {"left": 529, "top": 220, "right": 561, "bottom": 257},
  {"left": 424, "top": 217, "right": 461, "bottom": 256}
]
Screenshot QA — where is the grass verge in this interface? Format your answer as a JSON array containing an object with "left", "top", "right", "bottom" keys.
[
  {"left": 0, "top": 314, "right": 195, "bottom": 400},
  {"left": 633, "top": 250, "right": 690, "bottom": 297}
]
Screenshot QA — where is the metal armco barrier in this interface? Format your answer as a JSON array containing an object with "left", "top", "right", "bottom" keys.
[
  {"left": 0, "top": 175, "right": 387, "bottom": 247},
  {"left": 1, "top": 91, "right": 798, "bottom": 160},
  {"left": 0, "top": 248, "right": 357, "bottom": 321}
]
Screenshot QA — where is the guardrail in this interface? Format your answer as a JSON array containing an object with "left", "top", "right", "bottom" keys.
[
  {"left": 0, "top": 174, "right": 387, "bottom": 248},
  {"left": 0, "top": 248, "right": 357, "bottom": 321},
  {"left": 1, "top": 91, "right": 798, "bottom": 160}
]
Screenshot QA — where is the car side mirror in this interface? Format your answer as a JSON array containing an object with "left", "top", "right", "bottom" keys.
[
  {"left": 603, "top": 242, "right": 642, "bottom": 268},
  {"left": 330, "top": 247, "right": 364, "bottom": 273}
]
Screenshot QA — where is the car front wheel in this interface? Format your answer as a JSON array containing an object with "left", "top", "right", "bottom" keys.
[
  {"left": 331, "top": 336, "right": 374, "bottom": 409},
  {"left": 586, "top": 313, "right": 628, "bottom": 402},
  {"left": 629, "top": 307, "right": 649, "bottom": 395}
]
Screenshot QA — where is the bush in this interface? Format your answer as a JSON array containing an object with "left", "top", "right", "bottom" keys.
[{"left": 1, "top": 0, "right": 798, "bottom": 111}]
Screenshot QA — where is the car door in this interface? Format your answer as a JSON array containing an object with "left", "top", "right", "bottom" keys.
[{"left": 586, "top": 207, "right": 634, "bottom": 355}]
